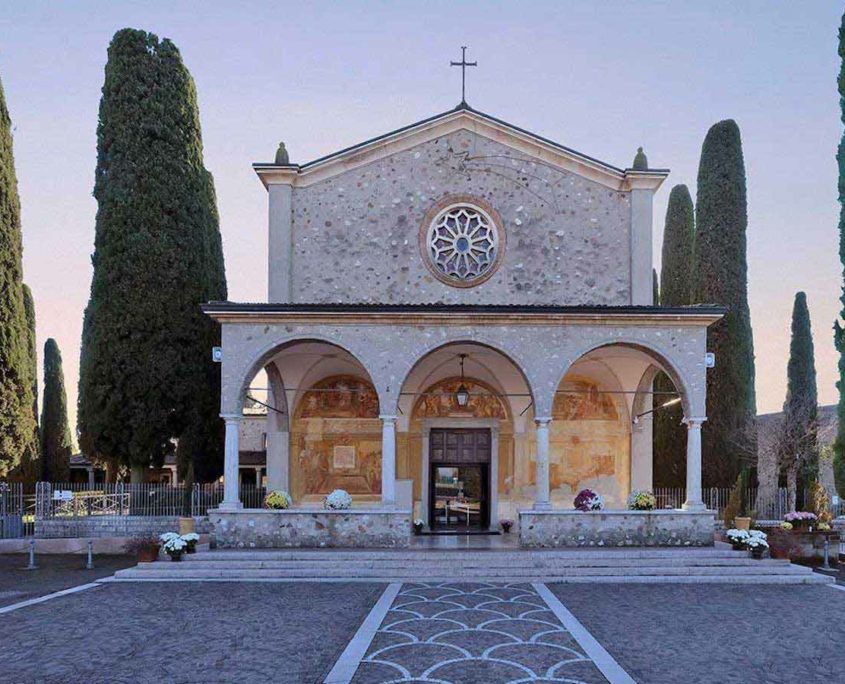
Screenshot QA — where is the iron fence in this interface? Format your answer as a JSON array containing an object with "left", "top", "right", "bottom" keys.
[
  {"left": 0, "top": 482, "right": 29, "bottom": 538},
  {"left": 34, "top": 482, "right": 268, "bottom": 519},
  {"left": 653, "top": 486, "right": 845, "bottom": 521}
]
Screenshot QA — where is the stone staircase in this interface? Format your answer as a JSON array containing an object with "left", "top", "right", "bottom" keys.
[{"left": 108, "top": 546, "right": 833, "bottom": 584}]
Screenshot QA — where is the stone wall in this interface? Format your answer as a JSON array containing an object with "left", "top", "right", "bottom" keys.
[
  {"left": 35, "top": 516, "right": 209, "bottom": 539},
  {"left": 209, "top": 508, "right": 412, "bottom": 548},
  {"left": 289, "top": 130, "right": 632, "bottom": 306},
  {"left": 518, "top": 510, "right": 715, "bottom": 547}
]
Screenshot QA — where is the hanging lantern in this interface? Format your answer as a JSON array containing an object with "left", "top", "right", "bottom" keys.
[{"left": 455, "top": 353, "right": 470, "bottom": 407}]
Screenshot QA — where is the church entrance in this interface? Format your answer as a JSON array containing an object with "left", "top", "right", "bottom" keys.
[{"left": 428, "top": 429, "right": 491, "bottom": 532}]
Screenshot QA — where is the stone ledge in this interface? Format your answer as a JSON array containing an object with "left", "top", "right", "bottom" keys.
[
  {"left": 210, "top": 509, "right": 412, "bottom": 549},
  {"left": 519, "top": 509, "right": 716, "bottom": 548}
]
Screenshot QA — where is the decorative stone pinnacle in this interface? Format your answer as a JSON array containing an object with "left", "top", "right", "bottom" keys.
[
  {"left": 275, "top": 142, "right": 289, "bottom": 165},
  {"left": 632, "top": 146, "right": 648, "bottom": 171}
]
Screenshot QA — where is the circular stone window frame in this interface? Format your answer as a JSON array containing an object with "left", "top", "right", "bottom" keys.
[{"left": 419, "top": 194, "right": 506, "bottom": 288}]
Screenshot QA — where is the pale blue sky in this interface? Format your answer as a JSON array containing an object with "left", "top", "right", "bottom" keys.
[{"left": 1, "top": 1, "right": 842, "bottom": 429}]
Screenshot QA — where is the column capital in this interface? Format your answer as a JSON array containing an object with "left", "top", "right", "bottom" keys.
[
  {"left": 683, "top": 416, "right": 707, "bottom": 428},
  {"left": 534, "top": 416, "right": 553, "bottom": 426},
  {"left": 379, "top": 414, "right": 398, "bottom": 423},
  {"left": 220, "top": 413, "right": 243, "bottom": 423}
]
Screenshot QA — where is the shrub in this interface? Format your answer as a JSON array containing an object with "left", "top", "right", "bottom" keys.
[
  {"left": 627, "top": 490, "right": 657, "bottom": 511},
  {"left": 264, "top": 490, "right": 292, "bottom": 510}
]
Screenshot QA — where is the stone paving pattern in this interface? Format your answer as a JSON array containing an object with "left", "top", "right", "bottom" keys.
[
  {"left": 0, "top": 554, "right": 135, "bottom": 607},
  {"left": 551, "top": 583, "right": 845, "bottom": 684},
  {"left": 351, "top": 582, "right": 607, "bottom": 683},
  {"left": 0, "top": 581, "right": 384, "bottom": 683}
]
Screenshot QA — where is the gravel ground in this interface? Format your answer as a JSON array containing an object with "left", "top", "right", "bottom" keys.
[
  {"left": 0, "top": 581, "right": 385, "bottom": 683},
  {"left": 549, "top": 583, "right": 845, "bottom": 684},
  {"left": 0, "top": 553, "right": 136, "bottom": 607}
]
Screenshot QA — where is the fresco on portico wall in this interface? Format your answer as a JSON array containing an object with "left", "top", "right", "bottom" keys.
[
  {"left": 291, "top": 375, "right": 381, "bottom": 500},
  {"left": 411, "top": 377, "right": 508, "bottom": 419},
  {"left": 515, "top": 376, "right": 630, "bottom": 509}
]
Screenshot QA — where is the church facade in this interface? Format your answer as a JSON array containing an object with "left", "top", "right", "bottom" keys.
[{"left": 204, "top": 105, "right": 722, "bottom": 547}]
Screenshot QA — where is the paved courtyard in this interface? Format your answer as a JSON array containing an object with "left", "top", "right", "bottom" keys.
[{"left": 0, "top": 575, "right": 844, "bottom": 683}]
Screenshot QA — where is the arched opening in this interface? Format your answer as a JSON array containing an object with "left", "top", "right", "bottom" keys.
[
  {"left": 548, "top": 343, "right": 690, "bottom": 508},
  {"left": 239, "top": 339, "right": 380, "bottom": 505},
  {"left": 396, "top": 341, "right": 535, "bottom": 530}
]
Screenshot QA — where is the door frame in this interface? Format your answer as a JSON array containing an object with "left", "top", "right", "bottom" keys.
[{"left": 420, "top": 418, "right": 499, "bottom": 531}]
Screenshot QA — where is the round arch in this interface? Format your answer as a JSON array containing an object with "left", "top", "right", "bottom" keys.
[
  {"left": 233, "top": 335, "right": 381, "bottom": 417},
  {"left": 553, "top": 339, "right": 695, "bottom": 419}
]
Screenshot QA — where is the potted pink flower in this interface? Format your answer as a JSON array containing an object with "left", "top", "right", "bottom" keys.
[{"left": 573, "top": 488, "right": 604, "bottom": 512}]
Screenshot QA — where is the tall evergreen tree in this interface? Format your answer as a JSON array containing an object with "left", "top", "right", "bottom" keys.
[
  {"left": 781, "top": 292, "right": 817, "bottom": 511},
  {"left": 693, "top": 120, "right": 756, "bottom": 486},
  {"left": 78, "top": 29, "right": 227, "bottom": 483},
  {"left": 653, "top": 185, "right": 695, "bottom": 487},
  {"left": 16, "top": 284, "right": 40, "bottom": 479},
  {"left": 834, "top": 11, "right": 845, "bottom": 497},
  {"left": 41, "top": 339, "right": 71, "bottom": 482},
  {"left": 0, "top": 75, "right": 36, "bottom": 477}
]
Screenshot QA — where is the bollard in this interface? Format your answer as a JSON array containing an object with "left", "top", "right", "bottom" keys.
[
  {"left": 86, "top": 540, "right": 94, "bottom": 570},
  {"left": 823, "top": 536, "right": 831, "bottom": 570},
  {"left": 24, "top": 539, "right": 37, "bottom": 570}
]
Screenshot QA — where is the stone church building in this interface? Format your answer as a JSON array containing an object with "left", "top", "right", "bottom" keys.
[{"left": 204, "top": 103, "right": 723, "bottom": 547}]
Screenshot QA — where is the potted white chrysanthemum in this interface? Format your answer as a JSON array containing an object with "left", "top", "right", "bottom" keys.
[
  {"left": 162, "top": 535, "right": 187, "bottom": 562},
  {"left": 181, "top": 532, "right": 200, "bottom": 554},
  {"left": 323, "top": 489, "right": 353, "bottom": 510},
  {"left": 726, "top": 528, "right": 750, "bottom": 550}
]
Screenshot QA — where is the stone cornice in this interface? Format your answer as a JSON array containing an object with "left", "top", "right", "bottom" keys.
[
  {"left": 253, "top": 108, "right": 669, "bottom": 192},
  {"left": 203, "top": 303, "right": 724, "bottom": 327}
]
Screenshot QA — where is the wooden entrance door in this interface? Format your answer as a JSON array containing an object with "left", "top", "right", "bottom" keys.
[{"left": 429, "top": 429, "right": 491, "bottom": 531}]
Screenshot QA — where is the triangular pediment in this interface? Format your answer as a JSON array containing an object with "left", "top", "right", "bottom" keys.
[{"left": 254, "top": 106, "right": 668, "bottom": 191}]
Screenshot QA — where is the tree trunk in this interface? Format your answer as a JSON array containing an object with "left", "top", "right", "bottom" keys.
[
  {"left": 130, "top": 463, "right": 147, "bottom": 484},
  {"left": 786, "top": 463, "right": 798, "bottom": 513}
]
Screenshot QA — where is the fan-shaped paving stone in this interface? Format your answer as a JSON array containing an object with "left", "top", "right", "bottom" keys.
[{"left": 352, "top": 582, "right": 608, "bottom": 683}]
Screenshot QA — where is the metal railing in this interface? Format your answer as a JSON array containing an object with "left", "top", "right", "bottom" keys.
[
  {"left": 34, "top": 482, "right": 268, "bottom": 519},
  {"left": 653, "top": 486, "right": 845, "bottom": 521},
  {"left": 0, "top": 482, "right": 29, "bottom": 538}
]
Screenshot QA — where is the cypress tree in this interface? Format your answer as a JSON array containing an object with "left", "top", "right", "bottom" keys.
[
  {"left": 78, "top": 29, "right": 227, "bottom": 483},
  {"left": 0, "top": 75, "right": 36, "bottom": 477},
  {"left": 653, "top": 185, "right": 695, "bottom": 487},
  {"left": 693, "top": 120, "right": 756, "bottom": 486},
  {"left": 834, "top": 11, "right": 845, "bottom": 498},
  {"left": 17, "top": 284, "right": 40, "bottom": 480},
  {"left": 652, "top": 268, "right": 659, "bottom": 305},
  {"left": 782, "top": 292, "right": 817, "bottom": 510},
  {"left": 41, "top": 339, "right": 71, "bottom": 482}
]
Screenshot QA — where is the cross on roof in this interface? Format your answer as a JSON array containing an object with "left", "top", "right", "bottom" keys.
[{"left": 450, "top": 46, "right": 477, "bottom": 106}]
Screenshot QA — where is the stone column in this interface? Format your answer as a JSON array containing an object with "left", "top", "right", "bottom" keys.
[
  {"left": 380, "top": 415, "right": 397, "bottom": 507},
  {"left": 220, "top": 416, "right": 243, "bottom": 511},
  {"left": 533, "top": 417, "right": 552, "bottom": 510},
  {"left": 265, "top": 430, "right": 290, "bottom": 492},
  {"left": 682, "top": 417, "right": 707, "bottom": 511},
  {"left": 87, "top": 467, "right": 95, "bottom": 488},
  {"left": 254, "top": 467, "right": 262, "bottom": 488}
]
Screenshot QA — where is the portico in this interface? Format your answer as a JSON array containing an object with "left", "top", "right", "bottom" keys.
[{"left": 205, "top": 303, "right": 721, "bottom": 547}]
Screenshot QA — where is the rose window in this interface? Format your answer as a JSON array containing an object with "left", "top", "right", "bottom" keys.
[{"left": 425, "top": 204, "right": 500, "bottom": 284}]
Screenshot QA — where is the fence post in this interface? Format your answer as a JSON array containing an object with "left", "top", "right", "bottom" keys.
[{"left": 118, "top": 482, "right": 125, "bottom": 516}]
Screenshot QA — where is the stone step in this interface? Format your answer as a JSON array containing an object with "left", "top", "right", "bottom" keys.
[
  {"left": 114, "top": 563, "right": 814, "bottom": 579},
  {"left": 144, "top": 557, "right": 791, "bottom": 570},
  {"left": 190, "top": 548, "right": 745, "bottom": 561},
  {"left": 106, "top": 571, "right": 832, "bottom": 585}
]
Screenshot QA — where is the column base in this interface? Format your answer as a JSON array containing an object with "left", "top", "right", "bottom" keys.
[
  {"left": 380, "top": 500, "right": 395, "bottom": 509},
  {"left": 218, "top": 501, "right": 244, "bottom": 512},
  {"left": 532, "top": 502, "right": 553, "bottom": 511},
  {"left": 682, "top": 501, "right": 707, "bottom": 512}
]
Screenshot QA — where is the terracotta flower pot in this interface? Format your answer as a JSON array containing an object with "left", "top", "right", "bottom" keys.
[
  {"left": 138, "top": 545, "right": 159, "bottom": 563},
  {"left": 751, "top": 547, "right": 765, "bottom": 560},
  {"left": 734, "top": 517, "right": 751, "bottom": 530}
]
